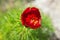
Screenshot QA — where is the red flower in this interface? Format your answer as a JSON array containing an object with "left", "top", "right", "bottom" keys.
[{"left": 21, "top": 7, "right": 41, "bottom": 29}]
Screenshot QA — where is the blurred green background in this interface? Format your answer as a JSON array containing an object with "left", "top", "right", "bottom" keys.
[{"left": 0, "top": 0, "right": 54, "bottom": 40}]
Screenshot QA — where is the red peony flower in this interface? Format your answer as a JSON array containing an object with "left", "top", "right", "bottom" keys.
[{"left": 21, "top": 7, "right": 41, "bottom": 29}]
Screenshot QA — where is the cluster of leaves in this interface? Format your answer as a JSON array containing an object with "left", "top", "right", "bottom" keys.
[{"left": 0, "top": 7, "right": 54, "bottom": 40}]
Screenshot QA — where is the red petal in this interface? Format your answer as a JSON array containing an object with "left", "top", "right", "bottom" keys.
[{"left": 31, "top": 7, "right": 41, "bottom": 18}]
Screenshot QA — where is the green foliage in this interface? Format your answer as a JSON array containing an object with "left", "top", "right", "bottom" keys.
[{"left": 0, "top": 7, "right": 54, "bottom": 40}]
